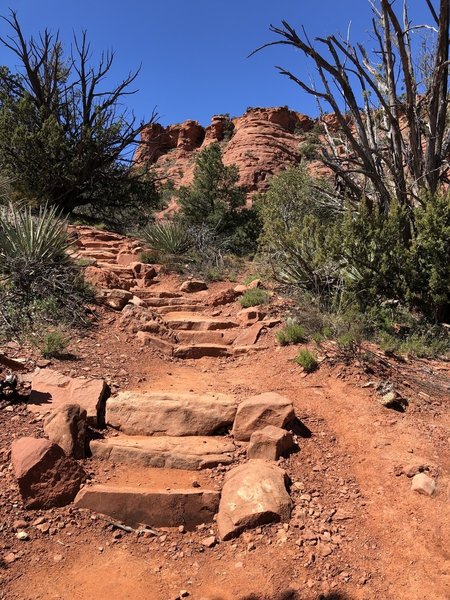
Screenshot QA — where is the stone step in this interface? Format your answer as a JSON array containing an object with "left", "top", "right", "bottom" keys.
[
  {"left": 173, "top": 344, "right": 232, "bottom": 359},
  {"left": 75, "top": 485, "right": 220, "bottom": 530},
  {"left": 142, "top": 297, "right": 203, "bottom": 308},
  {"left": 136, "top": 332, "right": 174, "bottom": 356},
  {"left": 157, "top": 304, "right": 205, "bottom": 314},
  {"left": 90, "top": 435, "right": 236, "bottom": 470},
  {"left": 81, "top": 241, "right": 122, "bottom": 250},
  {"left": 176, "top": 330, "right": 237, "bottom": 345},
  {"left": 164, "top": 312, "right": 238, "bottom": 331},
  {"left": 106, "top": 391, "right": 237, "bottom": 436},
  {"left": 131, "top": 289, "right": 181, "bottom": 300},
  {"left": 78, "top": 250, "right": 118, "bottom": 261}
]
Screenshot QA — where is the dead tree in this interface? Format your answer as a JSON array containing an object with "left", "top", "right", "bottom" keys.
[{"left": 253, "top": 0, "right": 450, "bottom": 213}]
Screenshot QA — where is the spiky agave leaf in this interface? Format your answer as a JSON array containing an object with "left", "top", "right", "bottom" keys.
[
  {"left": 0, "top": 202, "right": 71, "bottom": 272},
  {"left": 142, "top": 220, "right": 193, "bottom": 256}
]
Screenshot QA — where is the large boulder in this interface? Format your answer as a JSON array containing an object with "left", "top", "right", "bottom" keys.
[
  {"left": 106, "top": 391, "right": 237, "bottom": 436},
  {"left": 11, "top": 437, "right": 86, "bottom": 509},
  {"left": 28, "top": 368, "right": 109, "bottom": 427},
  {"left": 247, "top": 425, "right": 295, "bottom": 461},
  {"left": 217, "top": 461, "right": 292, "bottom": 540},
  {"left": 84, "top": 266, "right": 122, "bottom": 290},
  {"left": 232, "top": 392, "right": 295, "bottom": 442},
  {"left": 43, "top": 403, "right": 87, "bottom": 458}
]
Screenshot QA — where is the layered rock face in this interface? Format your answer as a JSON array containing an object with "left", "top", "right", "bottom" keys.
[{"left": 134, "top": 106, "right": 314, "bottom": 194}]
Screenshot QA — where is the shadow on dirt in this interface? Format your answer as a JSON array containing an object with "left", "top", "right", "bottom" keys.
[{"left": 240, "top": 591, "right": 352, "bottom": 600}]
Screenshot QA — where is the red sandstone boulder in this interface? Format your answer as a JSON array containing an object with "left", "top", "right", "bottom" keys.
[
  {"left": 28, "top": 368, "right": 109, "bottom": 426},
  {"left": 43, "top": 403, "right": 87, "bottom": 458},
  {"left": 179, "top": 279, "right": 208, "bottom": 293},
  {"left": 232, "top": 392, "right": 295, "bottom": 441},
  {"left": 11, "top": 437, "right": 86, "bottom": 509},
  {"left": 217, "top": 461, "right": 292, "bottom": 540},
  {"left": 247, "top": 425, "right": 295, "bottom": 460}
]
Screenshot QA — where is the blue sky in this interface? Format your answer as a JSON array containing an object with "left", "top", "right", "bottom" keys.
[{"left": 0, "top": 1, "right": 435, "bottom": 127}]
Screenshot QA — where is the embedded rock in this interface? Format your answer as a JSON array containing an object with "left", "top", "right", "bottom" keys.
[
  {"left": 106, "top": 391, "right": 237, "bottom": 436},
  {"left": 411, "top": 473, "right": 436, "bottom": 497},
  {"left": 247, "top": 425, "right": 295, "bottom": 461},
  {"left": 11, "top": 437, "right": 86, "bottom": 509},
  {"left": 28, "top": 368, "right": 109, "bottom": 426},
  {"left": 44, "top": 403, "right": 87, "bottom": 458},
  {"left": 232, "top": 392, "right": 295, "bottom": 441},
  {"left": 217, "top": 461, "right": 292, "bottom": 540},
  {"left": 75, "top": 486, "right": 220, "bottom": 529},
  {"left": 90, "top": 435, "right": 235, "bottom": 470},
  {"left": 103, "top": 289, "right": 133, "bottom": 310},
  {"left": 180, "top": 279, "right": 208, "bottom": 293}
]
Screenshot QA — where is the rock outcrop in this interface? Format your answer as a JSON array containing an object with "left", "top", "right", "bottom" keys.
[{"left": 134, "top": 106, "right": 315, "bottom": 196}]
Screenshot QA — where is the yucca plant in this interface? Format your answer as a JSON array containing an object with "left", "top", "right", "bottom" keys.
[
  {"left": 0, "top": 202, "right": 71, "bottom": 273},
  {"left": 142, "top": 220, "right": 193, "bottom": 256}
]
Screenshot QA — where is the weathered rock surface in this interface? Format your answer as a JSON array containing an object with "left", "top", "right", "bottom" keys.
[
  {"left": 75, "top": 486, "right": 220, "bottom": 529},
  {"left": 179, "top": 279, "right": 208, "bottom": 293},
  {"left": 411, "top": 473, "right": 436, "bottom": 497},
  {"left": 217, "top": 461, "right": 292, "bottom": 540},
  {"left": 103, "top": 289, "right": 133, "bottom": 310},
  {"left": 44, "top": 403, "right": 87, "bottom": 458},
  {"left": 28, "top": 368, "right": 109, "bottom": 426},
  {"left": 232, "top": 392, "right": 295, "bottom": 442},
  {"left": 90, "top": 435, "right": 235, "bottom": 470},
  {"left": 247, "top": 425, "right": 295, "bottom": 461},
  {"left": 106, "top": 391, "right": 237, "bottom": 436},
  {"left": 134, "top": 106, "right": 314, "bottom": 194},
  {"left": 11, "top": 437, "right": 86, "bottom": 509}
]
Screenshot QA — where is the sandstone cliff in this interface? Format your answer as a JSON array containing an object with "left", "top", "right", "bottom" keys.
[{"left": 134, "top": 106, "right": 316, "bottom": 193}]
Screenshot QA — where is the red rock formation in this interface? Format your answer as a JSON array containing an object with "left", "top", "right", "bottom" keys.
[{"left": 134, "top": 106, "right": 315, "bottom": 193}]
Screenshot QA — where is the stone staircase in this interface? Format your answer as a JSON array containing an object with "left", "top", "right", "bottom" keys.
[
  {"left": 75, "top": 390, "right": 295, "bottom": 536},
  {"left": 71, "top": 225, "right": 272, "bottom": 359}
]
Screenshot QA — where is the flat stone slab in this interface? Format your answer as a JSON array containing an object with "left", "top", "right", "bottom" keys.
[
  {"left": 91, "top": 435, "right": 236, "bottom": 470},
  {"left": 164, "top": 313, "right": 238, "bottom": 331},
  {"left": 28, "top": 368, "right": 109, "bottom": 426},
  {"left": 173, "top": 344, "right": 232, "bottom": 359},
  {"left": 106, "top": 391, "right": 237, "bottom": 436},
  {"left": 217, "top": 461, "right": 292, "bottom": 540},
  {"left": 75, "top": 485, "right": 220, "bottom": 529}
]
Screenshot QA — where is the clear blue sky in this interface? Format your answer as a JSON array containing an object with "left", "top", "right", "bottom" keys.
[{"left": 0, "top": 1, "right": 434, "bottom": 127}]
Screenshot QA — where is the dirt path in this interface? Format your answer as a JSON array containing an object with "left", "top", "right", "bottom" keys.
[{"left": 1, "top": 230, "right": 449, "bottom": 599}]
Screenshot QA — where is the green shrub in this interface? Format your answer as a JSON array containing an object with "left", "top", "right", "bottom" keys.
[
  {"left": 40, "top": 330, "right": 69, "bottom": 358},
  {"left": 140, "top": 249, "right": 161, "bottom": 264},
  {"left": 276, "top": 320, "right": 307, "bottom": 346},
  {"left": 294, "top": 349, "right": 319, "bottom": 373},
  {"left": 239, "top": 288, "right": 270, "bottom": 308},
  {"left": 142, "top": 221, "right": 193, "bottom": 256},
  {"left": 0, "top": 203, "right": 91, "bottom": 341}
]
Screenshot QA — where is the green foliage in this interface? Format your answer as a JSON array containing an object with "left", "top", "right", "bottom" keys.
[
  {"left": 177, "top": 143, "right": 261, "bottom": 256},
  {"left": 139, "top": 249, "right": 161, "bottom": 264},
  {"left": 239, "top": 288, "right": 270, "bottom": 308},
  {"left": 276, "top": 320, "right": 307, "bottom": 346},
  {"left": 0, "top": 15, "right": 159, "bottom": 221},
  {"left": 258, "top": 166, "right": 341, "bottom": 303},
  {"left": 294, "top": 349, "right": 318, "bottom": 373},
  {"left": 260, "top": 165, "right": 450, "bottom": 324},
  {"left": 40, "top": 330, "right": 69, "bottom": 358},
  {"left": 142, "top": 221, "right": 193, "bottom": 256},
  {"left": 0, "top": 203, "right": 91, "bottom": 340},
  {"left": 0, "top": 202, "right": 70, "bottom": 270}
]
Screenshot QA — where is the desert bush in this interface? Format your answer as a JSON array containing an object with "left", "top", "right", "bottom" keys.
[
  {"left": 142, "top": 221, "right": 193, "bottom": 256},
  {"left": 276, "top": 319, "right": 307, "bottom": 346},
  {"left": 0, "top": 203, "right": 92, "bottom": 340},
  {"left": 40, "top": 330, "right": 69, "bottom": 358},
  {"left": 239, "top": 288, "right": 270, "bottom": 308},
  {"left": 294, "top": 349, "right": 318, "bottom": 373}
]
